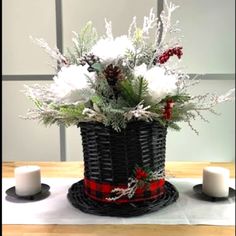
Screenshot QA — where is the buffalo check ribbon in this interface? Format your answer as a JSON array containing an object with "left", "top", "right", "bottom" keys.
[{"left": 84, "top": 178, "right": 165, "bottom": 203}]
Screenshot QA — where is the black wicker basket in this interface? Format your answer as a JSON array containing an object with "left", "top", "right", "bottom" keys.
[{"left": 67, "top": 121, "right": 179, "bottom": 217}]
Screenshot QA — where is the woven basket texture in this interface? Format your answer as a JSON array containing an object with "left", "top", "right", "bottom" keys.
[
  {"left": 67, "top": 180, "right": 179, "bottom": 217},
  {"left": 79, "top": 121, "right": 167, "bottom": 185}
]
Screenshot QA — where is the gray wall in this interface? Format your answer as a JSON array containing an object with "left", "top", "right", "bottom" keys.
[{"left": 3, "top": 0, "right": 235, "bottom": 162}]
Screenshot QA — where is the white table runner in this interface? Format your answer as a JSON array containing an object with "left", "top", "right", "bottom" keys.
[{"left": 2, "top": 178, "right": 235, "bottom": 225}]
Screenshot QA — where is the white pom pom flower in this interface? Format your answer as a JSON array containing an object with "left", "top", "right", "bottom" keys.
[
  {"left": 50, "top": 64, "right": 95, "bottom": 105},
  {"left": 134, "top": 64, "right": 178, "bottom": 102},
  {"left": 91, "top": 35, "right": 134, "bottom": 64},
  {"left": 134, "top": 63, "right": 148, "bottom": 78}
]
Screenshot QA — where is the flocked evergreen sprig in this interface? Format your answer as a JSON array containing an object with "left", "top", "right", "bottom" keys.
[{"left": 22, "top": 0, "right": 235, "bottom": 133}]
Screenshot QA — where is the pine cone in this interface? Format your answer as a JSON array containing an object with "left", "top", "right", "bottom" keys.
[
  {"left": 103, "top": 64, "right": 123, "bottom": 86},
  {"left": 103, "top": 64, "right": 124, "bottom": 100}
]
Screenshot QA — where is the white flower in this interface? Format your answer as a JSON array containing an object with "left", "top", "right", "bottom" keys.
[
  {"left": 145, "top": 66, "right": 178, "bottom": 101},
  {"left": 91, "top": 35, "right": 134, "bottom": 64},
  {"left": 134, "top": 63, "right": 148, "bottom": 77},
  {"left": 134, "top": 64, "right": 178, "bottom": 101},
  {"left": 50, "top": 64, "right": 95, "bottom": 104}
]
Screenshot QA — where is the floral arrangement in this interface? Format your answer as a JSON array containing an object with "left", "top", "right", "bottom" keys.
[{"left": 23, "top": 0, "right": 234, "bottom": 133}]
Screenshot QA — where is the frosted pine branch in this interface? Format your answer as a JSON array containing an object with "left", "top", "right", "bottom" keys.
[
  {"left": 23, "top": 84, "right": 55, "bottom": 103},
  {"left": 30, "top": 36, "right": 68, "bottom": 67},
  {"left": 71, "top": 31, "right": 81, "bottom": 56},
  {"left": 19, "top": 109, "right": 41, "bottom": 120},
  {"left": 20, "top": 106, "right": 60, "bottom": 121}
]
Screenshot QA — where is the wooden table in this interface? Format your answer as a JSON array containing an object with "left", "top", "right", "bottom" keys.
[{"left": 3, "top": 161, "right": 235, "bottom": 236}]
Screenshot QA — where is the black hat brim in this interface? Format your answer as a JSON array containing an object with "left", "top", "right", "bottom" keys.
[{"left": 67, "top": 180, "right": 179, "bottom": 217}]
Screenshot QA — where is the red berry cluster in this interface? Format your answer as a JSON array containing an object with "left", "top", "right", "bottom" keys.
[
  {"left": 163, "top": 99, "right": 174, "bottom": 120},
  {"left": 135, "top": 168, "right": 148, "bottom": 180},
  {"left": 158, "top": 47, "right": 183, "bottom": 64}
]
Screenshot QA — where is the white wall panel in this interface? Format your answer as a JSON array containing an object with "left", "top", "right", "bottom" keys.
[
  {"left": 65, "top": 127, "right": 83, "bottom": 161},
  {"left": 167, "top": 0, "right": 235, "bottom": 73},
  {"left": 3, "top": 81, "right": 60, "bottom": 161},
  {"left": 2, "top": 0, "right": 56, "bottom": 75}
]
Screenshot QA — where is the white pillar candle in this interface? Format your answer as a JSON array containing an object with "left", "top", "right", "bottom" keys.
[
  {"left": 14, "top": 166, "right": 41, "bottom": 196},
  {"left": 202, "top": 166, "right": 230, "bottom": 197}
]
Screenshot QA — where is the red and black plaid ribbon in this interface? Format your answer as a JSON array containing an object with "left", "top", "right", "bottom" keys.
[{"left": 84, "top": 178, "right": 165, "bottom": 203}]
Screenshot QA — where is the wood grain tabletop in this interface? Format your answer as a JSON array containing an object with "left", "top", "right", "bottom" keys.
[{"left": 2, "top": 161, "right": 235, "bottom": 236}]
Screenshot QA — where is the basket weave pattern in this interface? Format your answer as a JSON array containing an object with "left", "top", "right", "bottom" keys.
[
  {"left": 79, "top": 121, "right": 167, "bottom": 185},
  {"left": 67, "top": 121, "right": 179, "bottom": 217},
  {"left": 68, "top": 180, "right": 179, "bottom": 217}
]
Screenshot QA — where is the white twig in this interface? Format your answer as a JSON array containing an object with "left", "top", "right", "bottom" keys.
[
  {"left": 128, "top": 16, "right": 137, "bottom": 38},
  {"left": 104, "top": 18, "right": 113, "bottom": 39},
  {"left": 142, "top": 8, "right": 158, "bottom": 36},
  {"left": 106, "top": 178, "right": 138, "bottom": 201},
  {"left": 217, "top": 88, "right": 235, "bottom": 103},
  {"left": 106, "top": 169, "right": 165, "bottom": 201},
  {"left": 159, "top": 0, "right": 179, "bottom": 48},
  {"left": 124, "top": 101, "right": 153, "bottom": 121}
]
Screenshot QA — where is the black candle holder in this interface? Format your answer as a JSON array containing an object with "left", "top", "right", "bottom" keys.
[
  {"left": 5, "top": 183, "right": 50, "bottom": 201},
  {"left": 193, "top": 184, "right": 235, "bottom": 202}
]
